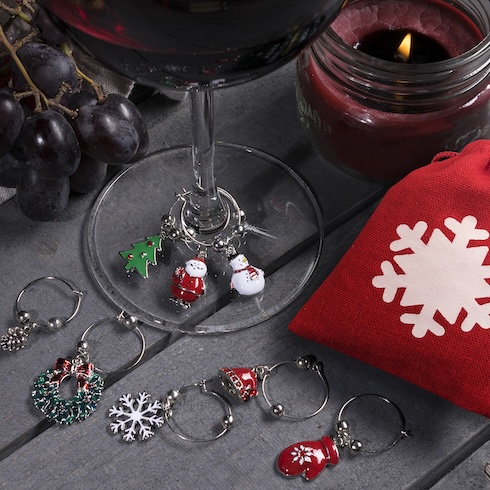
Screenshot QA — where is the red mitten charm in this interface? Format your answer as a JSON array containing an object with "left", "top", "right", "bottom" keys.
[
  {"left": 277, "top": 394, "right": 411, "bottom": 482},
  {"left": 277, "top": 436, "right": 339, "bottom": 481}
]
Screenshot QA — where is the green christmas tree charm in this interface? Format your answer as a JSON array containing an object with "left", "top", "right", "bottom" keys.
[{"left": 120, "top": 235, "right": 162, "bottom": 278}]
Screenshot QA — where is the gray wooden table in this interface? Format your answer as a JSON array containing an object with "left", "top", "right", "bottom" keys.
[{"left": 0, "top": 62, "right": 489, "bottom": 489}]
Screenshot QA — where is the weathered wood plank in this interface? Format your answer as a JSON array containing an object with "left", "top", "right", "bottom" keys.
[{"left": 431, "top": 440, "right": 490, "bottom": 490}]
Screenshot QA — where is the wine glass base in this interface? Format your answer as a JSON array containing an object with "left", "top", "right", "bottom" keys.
[{"left": 87, "top": 143, "right": 323, "bottom": 333}]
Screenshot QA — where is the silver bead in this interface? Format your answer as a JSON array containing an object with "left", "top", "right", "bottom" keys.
[
  {"left": 271, "top": 404, "right": 284, "bottom": 417},
  {"left": 118, "top": 312, "right": 139, "bottom": 329},
  {"left": 222, "top": 414, "right": 234, "bottom": 429},
  {"left": 186, "top": 227, "right": 197, "bottom": 238},
  {"left": 46, "top": 317, "right": 63, "bottom": 331},
  {"left": 350, "top": 440, "right": 363, "bottom": 453},
  {"left": 336, "top": 420, "right": 349, "bottom": 432},
  {"left": 77, "top": 340, "right": 89, "bottom": 354},
  {"left": 297, "top": 355, "right": 317, "bottom": 369},
  {"left": 212, "top": 237, "right": 228, "bottom": 252},
  {"left": 168, "top": 228, "right": 181, "bottom": 241},
  {"left": 232, "top": 224, "right": 246, "bottom": 237},
  {"left": 296, "top": 356, "right": 309, "bottom": 369},
  {"left": 161, "top": 214, "right": 174, "bottom": 227},
  {"left": 16, "top": 310, "right": 31, "bottom": 325},
  {"left": 166, "top": 389, "right": 180, "bottom": 405},
  {"left": 127, "top": 316, "right": 139, "bottom": 328}
]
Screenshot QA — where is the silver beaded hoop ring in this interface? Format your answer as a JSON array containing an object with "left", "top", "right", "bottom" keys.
[
  {"left": 1, "top": 276, "right": 83, "bottom": 352},
  {"left": 334, "top": 394, "right": 411, "bottom": 454},
  {"left": 164, "top": 380, "right": 234, "bottom": 442},
  {"left": 219, "top": 355, "right": 330, "bottom": 419},
  {"left": 78, "top": 312, "right": 146, "bottom": 374},
  {"left": 260, "top": 355, "right": 330, "bottom": 420}
]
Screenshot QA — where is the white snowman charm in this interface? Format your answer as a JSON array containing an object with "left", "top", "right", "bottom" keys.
[{"left": 229, "top": 254, "right": 265, "bottom": 296}]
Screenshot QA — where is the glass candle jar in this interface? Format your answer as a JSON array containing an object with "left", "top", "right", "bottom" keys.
[{"left": 297, "top": 0, "right": 490, "bottom": 181}]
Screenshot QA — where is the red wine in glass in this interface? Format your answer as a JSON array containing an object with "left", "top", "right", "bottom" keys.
[{"left": 39, "top": 0, "right": 343, "bottom": 89}]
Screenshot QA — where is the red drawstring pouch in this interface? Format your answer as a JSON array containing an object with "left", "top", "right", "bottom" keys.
[{"left": 289, "top": 140, "right": 490, "bottom": 418}]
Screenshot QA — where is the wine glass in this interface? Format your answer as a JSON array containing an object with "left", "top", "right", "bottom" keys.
[{"left": 39, "top": 0, "right": 344, "bottom": 333}]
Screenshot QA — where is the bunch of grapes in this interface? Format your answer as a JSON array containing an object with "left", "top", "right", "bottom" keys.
[{"left": 0, "top": 0, "right": 149, "bottom": 221}]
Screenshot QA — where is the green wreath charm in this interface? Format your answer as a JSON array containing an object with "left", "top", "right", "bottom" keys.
[{"left": 32, "top": 357, "right": 104, "bottom": 424}]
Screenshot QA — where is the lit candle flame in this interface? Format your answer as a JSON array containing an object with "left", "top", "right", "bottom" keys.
[{"left": 395, "top": 33, "right": 412, "bottom": 63}]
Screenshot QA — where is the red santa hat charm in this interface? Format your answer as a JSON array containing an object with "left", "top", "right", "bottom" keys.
[{"left": 218, "top": 367, "right": 258, "bottom": 402}]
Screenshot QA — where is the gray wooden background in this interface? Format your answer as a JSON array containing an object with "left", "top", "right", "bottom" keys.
[{"left": 0, "top": 62, "right": 489, "bottom": 489}]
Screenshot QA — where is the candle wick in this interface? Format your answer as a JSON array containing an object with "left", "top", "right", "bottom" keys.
[{"left": 394, "top": 53, "right": 409, "bottom": 63}]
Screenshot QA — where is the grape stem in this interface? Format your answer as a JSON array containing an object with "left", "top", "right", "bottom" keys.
[
  {"left": 0, "top": 0, "right": 101, "bottom": 116},
  {"left": 61, "top": 43, "right": 105, "bottom": 102},
  {"left": 0, "top": 23, "right": 78, "bottom": 117},
  {"left": 11, "top": 27, "right": 38, "bottom": 50},
  {"left": 0, "top": 1, "right": 31, "bottom": 22},
  {"left": 0, "top": 23, "right": 50, "bottom": 111}
]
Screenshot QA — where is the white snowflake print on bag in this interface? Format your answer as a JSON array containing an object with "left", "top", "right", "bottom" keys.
[
  {"left": 109, "top": 392, "right": 165, "bottom": 442},
  {"left": 372, "top": 216, "right": 490, "bottom": 338}
]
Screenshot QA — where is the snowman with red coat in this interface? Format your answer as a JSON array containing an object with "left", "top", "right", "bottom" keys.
[
  {"left": 170, "top": 254, "right": 207, "bottom": 307},
  {"left": 229, "top": 253, "right": 265, "bottom": 296}
]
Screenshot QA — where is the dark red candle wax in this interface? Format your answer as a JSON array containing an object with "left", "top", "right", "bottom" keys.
[
  {"left": 331, "top": 0, "right": 482, "bottom": 57},
  {"left": 356, "top": 30, "right": 450, "bottom": 63}
]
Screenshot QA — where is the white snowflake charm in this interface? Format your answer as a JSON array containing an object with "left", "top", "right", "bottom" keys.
[
  {"left": 109, "top": 392, "right": 165, "bottom": 442},
  {"left": 372, "top": 215, "right": 490, "bottom": 338}
]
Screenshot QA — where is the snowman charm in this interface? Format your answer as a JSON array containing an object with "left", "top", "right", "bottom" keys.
[
  {"left": 170, "top": 255, "right": 207, "bottom": 307},
  {"left": 229, "top": 254, "right": 265, "bottom": 296}
]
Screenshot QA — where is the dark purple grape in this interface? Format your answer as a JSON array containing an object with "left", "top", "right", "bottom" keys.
[
  {"left": 21, "top": 110, "right": 80, "bottom": 178},
  {"left": 70, "top": 153, "right": 107, "bottom": 193},
  {"left": 12, "top": 42, "right": 78, "bottom": 99},
  {"left": 16, "top": 165, "right": 70, "bottom": 221},
  {"left": 5, "top": 17, "right": 33, "bottom": 45},
  {"left": 102, "top": 94, "right": 149, "bottom": 161},
  {"left": 0, "top": 151, "right": 25, "bottom": 187},
  {"left": 0, "top": 55, "right": 12, "bottom": 88},
  {"left": 9, "top": 134, "right": 29, "bottom": 162},
  {"left": 32, "top": 7, "right": 67, "bottom": 45},
  {"left": 65, "top": 90, "right": 97, "bottom": 110},
  {"left": 72, "top": 105, "right": 139, "bottom": 164},
  {"left": 0, "top": 91, "right": 25, "bottom": 156}
]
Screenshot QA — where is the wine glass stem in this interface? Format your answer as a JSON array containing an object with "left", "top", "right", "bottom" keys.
[{"left": 185, "top": 90, "right": 227, "bottom": 233}]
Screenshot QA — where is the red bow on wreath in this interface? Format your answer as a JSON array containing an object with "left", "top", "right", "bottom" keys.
[{"left": 50, "top": 357, "right": 95, "bottom": 388}]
